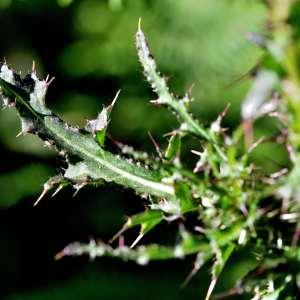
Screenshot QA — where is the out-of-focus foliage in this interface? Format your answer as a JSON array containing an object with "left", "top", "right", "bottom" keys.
[
  {"left": 60, "top": 0, "right": 265, "bottom": 117},
  {"left": 0, "top": 164, "right": 52, "bottom": 207}
]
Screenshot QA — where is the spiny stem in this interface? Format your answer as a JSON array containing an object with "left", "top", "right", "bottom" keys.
[
  {"left": 169, "top": 100, "right": 211, "bottom": 140},
  {"left": 56, "top": 221, "right": 244, "bottom": 263},
  {"left": 136, "top": 25, "right": 227, "bottom": 161}
]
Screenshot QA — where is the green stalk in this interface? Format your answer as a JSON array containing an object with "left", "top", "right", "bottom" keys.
[
  {"left": 56, "top": 221, "right": 244, "bottom": 263},
  {"left": 136, "top": 25, "right": 226, "bottom": 160}
]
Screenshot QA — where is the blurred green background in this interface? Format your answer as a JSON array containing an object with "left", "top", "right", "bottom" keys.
[{"left": 0, "top": 0, "right": 292, "bottom": 299}]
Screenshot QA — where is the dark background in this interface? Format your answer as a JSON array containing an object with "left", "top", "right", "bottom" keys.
[{"left": 0, "top": 1, "right": 292, "bottom": 299}]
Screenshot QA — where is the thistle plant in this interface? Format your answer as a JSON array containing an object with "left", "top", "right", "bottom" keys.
[{"left": 0, "top": 17, "right": 299, "bottom": 299}]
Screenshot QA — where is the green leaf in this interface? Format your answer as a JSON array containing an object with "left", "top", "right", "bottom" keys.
[
  {"left": 110, "top": 210, "right": 163, "bottom": 246},
  {"left": 136, "top": 24, "right": 211, "bottom": 141},
  {"left": 165, "top": 133, "right": 181, "bottom": 160},
  {"left": 129, "top": 210, "right": 163, "bottom": 227},
  {"left": 174, "top": 182, "right": 195, "bottom": 213},
  {"left": 95, "top": 130, "right": 106, "bottom": 147},
  {"left": 0, "top": 69, "right": 175, "bottom": 199},
  {"left": 85, "top": 90, "right": 119, "bottom": 147}
]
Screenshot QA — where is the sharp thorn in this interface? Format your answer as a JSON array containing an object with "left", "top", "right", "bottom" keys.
[
  {"left": 220, "top": 103, "right": 231, "bottom": 119},
  {"left": 54, "top": 250, "right": 65, "bottom": 261},
  {"left": 191, "top": 149, "right": 202, "bottom": 156},
  {"left": 118, "top": 235, "right": 125, "bottom": 248},
  {"left": 163, "top": 129, "right": 180, "bottom": 137},
  {"left": 32, "top": 60, "right": 36, "bottom": 73},
  {"left": 149, "top": 99, "right": 161, "bottom": 105},
  {"left": 72, "top": 183, "right": 86, "bottom": 197},
  {"left": 180, "top": 265, "right": 199, "bottom": 288},
  {"left": 247, "top": 136, "right": 265, "bottom": 154},
  {"left": 72, "top": 189, "right": 80, "bottom": 198},
  {"left": 111, "top": 89, "right": 121, "bottom": 107},
  {"left": 109, "top": 223, "right": 128, "bottom": 244},
  {"left": 34, "top": 189, "right": 48, "bottom": 206},
  {"left": 46, "top": 76, "right": 55, "bottom": 86},
  {"left": 16, "top": 131, "right": 23, "bottom": 138},
  {"left": 130, "top": 233, "right": 144, "bottom": 248},
  {"left": 187, "top": 83, "right": 195, "bottom": 97},
  {"left": 148, "top": 131, "right": 163, "bottom": 159},
  {"left": 205, "top": 278, "right": 217, "bottom": 300},
  {"left": 107, "top": 89, "right": 121, "bottom": 112},
  {"left": 51, "top": 185, "right": 63, "bottom": 198}
]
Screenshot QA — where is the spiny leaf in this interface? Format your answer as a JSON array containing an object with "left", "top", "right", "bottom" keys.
[
  {"left": 85, "top": 90, "right": 120, "bottom": 146},
  {"left": 0, "top": 64, "right": 175, "bottom": 200},
  {"left": 136, "top": 22, "right": 211, "bottom": 142},
  {"left": 135, "top": 23, "right": 229, "bottom": 162},
  {"left": 110, "top": 210, "right": 163, "bottom": 246}
]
